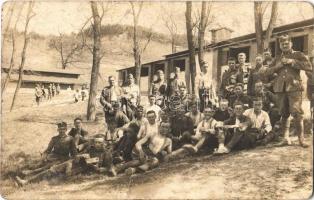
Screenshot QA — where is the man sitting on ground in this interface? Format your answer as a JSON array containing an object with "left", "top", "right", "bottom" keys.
[
  {"left": 183, "top": 107, "right": 223, "bottom": 154},
  {"left": 213, "top": 99, "right": 231, "bottom": 122},
  {"left": 16, "top": 122, "right": 77, "bottom": 182},
  {"left": 68, "top": 117, "right": 89, "bottom": 152},
  {"left": 15, "top": 137, "right": 114, "bottom": 186},
  {"left": 214, "top": 101, "right": 251, "bottom": 154},
  {"left": 125, "top": 121, "right": 172, "bottom": 175},
  {"left": 185, "top": 101, "right": 204, "bottom": 129}
]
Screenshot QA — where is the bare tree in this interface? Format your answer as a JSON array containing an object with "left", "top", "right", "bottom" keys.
[
  {"left": 49, "top": 32, "right": 85, "bottom": 69},
  {"left": 197, "top": 2, "right": 213, "bottom": 72},
  {"left": 186, "top": 1, "right": 196, "bottom": 94},
  {"left": 4, "top": 2, "right": 17, "bottom": 35},
  {"left": 254, "top": 2, "right": 278, "bottom": 54},
  {"left": 130, "top": 1, "right": 143, "bottom": 86},
  {"left": 87, "top": 2, "right": 102, "bottom": 121},
  {"left": 264, "top": 2, "right": 278, "bottom": 49},
  {"left": 2, "top": 3, "right": 25, "bottom": 96},
  {"left": 162, "top": 10, "right": 178, "bottom": 53},
  {"left": 10, "top": 1, "right": 36, "bottom": 111}
]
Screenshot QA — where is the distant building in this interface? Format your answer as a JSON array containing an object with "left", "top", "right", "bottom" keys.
[
  {"left": 1, "top": 67, "right": 84, "bottom": 90},
  {"left": 117, "top": 18, "right": 314, "bottom": 95}
]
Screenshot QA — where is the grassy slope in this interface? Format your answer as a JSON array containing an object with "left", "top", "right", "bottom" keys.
[{"left": 0, "top": 100, "right": 312, "bottom": 199}]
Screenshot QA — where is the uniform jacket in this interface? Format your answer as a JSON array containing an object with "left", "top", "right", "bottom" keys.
[
  {"left": 44, "top": 134, "right": 77, "bottom": 157},
  {"left": 262, "top": 50, "right": 312, "bottom": 93},
  {"left": 100, "top": 86, "right": 122, "bottom": 110}
]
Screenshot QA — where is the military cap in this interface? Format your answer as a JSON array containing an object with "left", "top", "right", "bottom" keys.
[
  {"left": 57, "top": 121, "right": 67, "bottom": 128},
  {"left": 252, "top": 96, "right": 263, "bottom": 102},
  {"left": 279, "top": 34, "right": 291, "bottom": 43},
  {"left": 235, "top": 83, "right": 244, "bottom": 88},
  {"left": 233, "top": 100, "right": 244, "bottom": 107}
]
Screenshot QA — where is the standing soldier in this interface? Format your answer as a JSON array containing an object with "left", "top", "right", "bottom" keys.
[
  {"left": 35, "top": 84, "right": 43, "bottom": 106},
  {"left": 122, "top": 74, "right": 140, "bottom": 120},
  {"left": 237, "top": 52, "right": 251, "bottom": 94},
  {"left": 220, "top": 57, "right": 243, "bottom": 99},
  {"left": 196, "top": 61, "right": 218, "bottom": 111},
  {"left": 100, "top": 76, "right": 122, "bottom": 118},
  {"left": 262, "top": 34, "right": 312, "bottom": 147}
]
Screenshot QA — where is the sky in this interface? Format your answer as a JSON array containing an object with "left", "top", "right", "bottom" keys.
[{"left": 2, "top": 1, "right": 314, "bottom": 38}]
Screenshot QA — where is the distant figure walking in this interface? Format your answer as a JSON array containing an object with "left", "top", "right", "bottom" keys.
[
  {"left": 52, "top": 83, "right": 56, "bottom": 97},
  {"left": 74, "top": 89, "right": 81, "bottom": 103},
  {"left": 35, "top": 84, "right": 43, "bottom": 106},
  {"left": 56, "top": 84, "right": 61, "bottom": 95},
  {"left": 48, "top": 83, "right": 52, "bottom": 100}
]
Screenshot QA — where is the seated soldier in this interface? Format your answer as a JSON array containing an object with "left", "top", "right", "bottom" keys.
[
  {"left": 124, "top": 121, "right": 172, "bottom": 175},
  {"left": 215, "top": 98, "right": 275, "bottom": 154},
  {"left": 114, "top": 106, "right": 147, "bottom": 162},
  {"left": 17, "top": 122, "right": 77, "bottom": 180},
  {"left": 185, "top": 101, "right": 204, "bottom": 129},
  {"left": 169, "top": 109, "right": 194, "bottom": 150},
  {"left": 68, "top": 117, "right": 89, "bottom": 152},
  {"left": 243, "top": 97, "right": 276, "bottom": 145},
  {"left": 228, "top": 83, "right": 252, "bottom": 109},
  {"left": 213, "top": 99, "right": 230, "bottom": 122},
  {"left": 43, "top": 122, "right": 77, "bottom": 162},
  {"left": 214, "top": 101, "right": 252, "bottom": 154},
  {"left": 144, "top": 95, "right": 162, "bottom": 121},
  {"left": 182, "top": 107, "right": 223, "bottom": 154},
  {"left": 104, "top": 101, "right": 130, "bottom": 142},
  {"left": 15, "top": 137, "right": 114, "bottom": 186},
  {"left": 253, "top": 81, "right": 280, "bottom": 127}
]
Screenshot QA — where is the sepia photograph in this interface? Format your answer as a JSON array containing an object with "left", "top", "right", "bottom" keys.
[{"left": 1, "top": 1, "right": 313, "bottom": 199}]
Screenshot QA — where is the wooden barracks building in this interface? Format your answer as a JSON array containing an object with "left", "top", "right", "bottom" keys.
[{"left": 117, "top": 18, "right": 314, "bottom": 95}]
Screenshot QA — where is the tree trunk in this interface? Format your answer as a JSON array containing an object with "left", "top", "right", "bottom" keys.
[
  {"left": 10, "top": 2, "right": 34, "bottom": 111},
  {"left": 186, "top": 1, "right": 196, "bottom": 95},
  {"left": 264, "top": 2, "right": 278, "bottom": 49},
  {"left": 4, "top": 2, "right": 16, "bottom": 35},
  {"left": 87, "top": 2, "right": 102, "bottom": 121},
  {"left": 2, "top": 32, "right": 16, "bottom": 97},
  {"left": 198, "top": 1, "right": 207, "bottom": 72},
  {"left": 171, "top": 38, "right": 176, "bottom": 53},
  {"left": 254, "top": 1, "right": 264, "bottom": 54},
  {"left": 2, "top": 3, "right": 24, "bottom": 96}
]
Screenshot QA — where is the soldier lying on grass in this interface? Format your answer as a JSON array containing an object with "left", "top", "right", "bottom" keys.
[{"left": 15, "top": 136, "right": 115, "bottom": 186}]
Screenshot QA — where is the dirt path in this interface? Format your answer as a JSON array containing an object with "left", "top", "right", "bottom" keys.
[{"left": 3, "top": 141, "right": 312, "bottom": 199}]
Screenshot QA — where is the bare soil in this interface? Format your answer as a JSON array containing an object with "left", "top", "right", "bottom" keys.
[{"left": 1, "top": 99, "right": 312, "bottom": 199}]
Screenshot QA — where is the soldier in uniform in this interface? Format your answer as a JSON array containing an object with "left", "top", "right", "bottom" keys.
[
  {"left": 237, "top": 52, "right": 251, "bottom": 94},
  {"left": 122, "top": 74, "right": 140, "bottom": 120},
  {"left": 15, "top": 136, "right": 115, "bottom": 186},
  {"left": 220, "top": 57, "right": 243, "bottom": 99},
  {"left": 228, "top": 83, "right": 252, "bottom": 109},
  {"left": 196, "top": 61, "right": 218, "bottom": 111},
  {"left": 18, "top": 122, "right": 77, "bottom": 179},
  {"left": 253, "top": 81, "right": 280, "bottom": 127},
  {"left": 150, "top": 70, "right": 167, "bottom": 96},
  {"left": 68, "top": 117, "right": 89, "bottom": 152},
  {"left": 263, "top": 48, "right": 276, "bottom": 67},
  {"left": 100, "top": 76, "right": 122, "bottom": 117},
  {"left": 247, "top": 54, "right": 264, "bottom": 96},
  {"left": 261, "top": 34, "right": 312, "bottom": 147}
]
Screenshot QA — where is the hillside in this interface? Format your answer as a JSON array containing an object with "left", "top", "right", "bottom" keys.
[{"left": 1, "top": 24, "right": 188, "bottom": 87}]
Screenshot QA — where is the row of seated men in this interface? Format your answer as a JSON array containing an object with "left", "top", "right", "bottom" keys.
[{"left": 15, "top": 88, "right": 281, "bottom": 186}]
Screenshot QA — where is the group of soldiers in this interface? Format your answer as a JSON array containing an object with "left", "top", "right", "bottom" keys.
[
  {"left": 15, "top": 34, "right": 312, "bottom": 186},
  {"left": 34, "top": 83, "right": 61, "bottom": 105}
]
